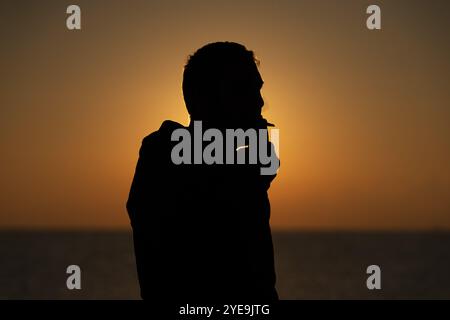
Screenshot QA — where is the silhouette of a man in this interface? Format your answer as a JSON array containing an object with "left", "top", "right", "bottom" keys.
[{"left": 127, "top": 42, "right": 278, "bottom": 301}]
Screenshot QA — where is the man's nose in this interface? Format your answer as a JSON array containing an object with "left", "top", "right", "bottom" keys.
[{"left": 258, "top": 92, "right": 264, "bottom": 111}]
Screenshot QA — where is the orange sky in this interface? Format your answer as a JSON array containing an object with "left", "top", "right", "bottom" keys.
[{"left": 1, "top": 0, "right": 449, "bottom": 230}]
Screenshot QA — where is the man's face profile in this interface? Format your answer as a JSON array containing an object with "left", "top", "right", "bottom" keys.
[
  {"left": 182, "top": 42, "right": 267, "bottom": 128},
  {"left": 218, "top": 63, "right": 265, "bottom": 126}
]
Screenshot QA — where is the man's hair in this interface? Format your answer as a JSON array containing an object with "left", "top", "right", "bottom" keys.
[{"left": 182, "top": 42, "right": 258, "bottom": 119}]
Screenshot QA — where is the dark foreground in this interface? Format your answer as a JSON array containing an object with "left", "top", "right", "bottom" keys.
[{"left": 1, "top": 231, "right": 449, "bottom": 299}]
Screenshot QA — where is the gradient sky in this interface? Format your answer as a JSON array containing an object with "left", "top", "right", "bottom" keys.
[{"left": 1, "top": 0, "right": 449, "bottom": 230}]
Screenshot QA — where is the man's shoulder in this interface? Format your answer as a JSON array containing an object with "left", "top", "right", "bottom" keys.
[{"left": 141, "top": 120, "right": 185, "bottom": 152}]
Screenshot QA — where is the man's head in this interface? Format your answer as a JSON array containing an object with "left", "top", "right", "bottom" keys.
[{"left": 182, "top": 42, "right": 264, "bottom": 127}]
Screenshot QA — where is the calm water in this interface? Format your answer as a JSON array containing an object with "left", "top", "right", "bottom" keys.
[{"left": 1, "top": 231, "right": 449, "bottom": 299}]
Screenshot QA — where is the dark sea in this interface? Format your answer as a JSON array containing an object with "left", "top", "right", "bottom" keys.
[{"left": 1, "top": 231, "right": 449, "bottom": 299}]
